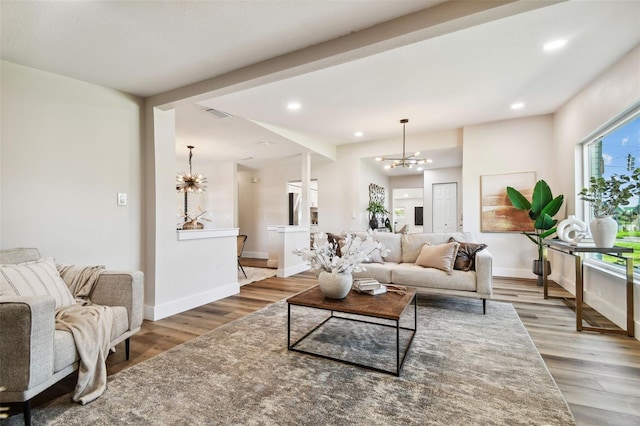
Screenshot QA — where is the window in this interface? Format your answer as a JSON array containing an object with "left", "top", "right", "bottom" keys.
[{"left": 582, "top": 107, "right": 640, "bottom": 272}]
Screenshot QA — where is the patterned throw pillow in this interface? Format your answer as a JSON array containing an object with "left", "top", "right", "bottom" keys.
[
  {"left": 415, "top": 242, "right": 460, "bottom": 274},
  {"left": 448, "top": 237, "right": 488, "bottom": 271},
  {"left": 0, "top": 257, "right": 75, "bottom": 309}
]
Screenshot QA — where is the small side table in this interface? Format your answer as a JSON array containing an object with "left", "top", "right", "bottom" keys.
[{"left": 542, "top": 239, "right": 634, "bottom": 337}]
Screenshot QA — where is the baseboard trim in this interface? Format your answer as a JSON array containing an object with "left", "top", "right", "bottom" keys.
[
  {"left": 242, "top": 251, "right": 267, "bottom": 259},
  {"left": 144, "top": 282, "right": 239, "bottom": 321},
  {"left": 277, "top": 263, "right": 310, "bottom": 278}
]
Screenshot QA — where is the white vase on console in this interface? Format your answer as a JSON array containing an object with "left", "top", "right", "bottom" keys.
[{"left": 589, "top": 215, "right": 618, "bottom": 248}]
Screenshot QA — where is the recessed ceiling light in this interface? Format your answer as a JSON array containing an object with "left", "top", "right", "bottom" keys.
[
  {"left": 417, "top": 167, "right": 424, "bottom": 171},
  {"left": 287, "top": 102, "right": 301, "bottom": 111},
  {"left": 258, "top": 141, "right": 272, "bottom": 146},
  {"left": 543, "top": 39, "right": 567, "bottom": 51},
  {"left": 511, "top": 102, "right": 525, "bottom": 110},
  {"left": 426, "top": 159, "right": 433, "bottom": 164},
  {"left": 355, "top": 131, "right": 364, "bottom": 137}
]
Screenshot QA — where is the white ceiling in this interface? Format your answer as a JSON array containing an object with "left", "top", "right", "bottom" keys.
[{"left": 3, "top": 1, "right": 640, "bottom": 176}]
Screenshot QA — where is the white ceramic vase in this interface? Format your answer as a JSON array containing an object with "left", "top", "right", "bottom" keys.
[
  {"left": 317, "top": 270, "right": 352, "bottom": 299},
  {"left": 589, "top": 215, "right": 618, "bottom": 248}
]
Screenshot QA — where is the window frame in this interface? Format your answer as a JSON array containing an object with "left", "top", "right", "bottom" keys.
[{"left": 580, "top": 101, "right": 640, "bottom": 279}]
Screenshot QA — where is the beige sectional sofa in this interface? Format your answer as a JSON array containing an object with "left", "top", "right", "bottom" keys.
[{"left": 349, "top": 231, "right": 492, "bottom": 314}]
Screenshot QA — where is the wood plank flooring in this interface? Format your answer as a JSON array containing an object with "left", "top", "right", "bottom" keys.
[{"left": 14, "top": 259, "right": 640, "bottom": 425}]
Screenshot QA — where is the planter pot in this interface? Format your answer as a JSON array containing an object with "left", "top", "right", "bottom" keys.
[
  {"left": 590, "top": 215, "right": 618, "bottom": 248},
  {"left": 532, "top": 260, "right": 551, "bottom": 287},
  {"left": 318, "top": 271, "right": 352, "bottom": 299}
]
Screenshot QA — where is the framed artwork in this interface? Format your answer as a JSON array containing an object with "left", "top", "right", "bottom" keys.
[
  {"left": 394, "top": 208, "right": 405, "bottom": 218},
  {"left": 481, "top": 171, "right": 536, "bottom": 232}
]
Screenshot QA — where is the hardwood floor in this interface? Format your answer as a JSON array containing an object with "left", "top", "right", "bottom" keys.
[{"left": 14, "top": 259, "right": 640, "bottom": 425}]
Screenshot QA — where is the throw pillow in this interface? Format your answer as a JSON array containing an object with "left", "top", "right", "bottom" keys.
[
  {"left": 448, "top": 237, "right": 488, "bottom": 271},
  {"left": 0, "top": 257, "right": 75, "bottom": 309},
  {"left": 415, "top": 242, "right": 460, "bottom": 274},
  {"left": 326, "top": 233, "right": 346, "bottom": 257},
  {"left": 359, "top": 238, "right": 385, "bottom": 264}
]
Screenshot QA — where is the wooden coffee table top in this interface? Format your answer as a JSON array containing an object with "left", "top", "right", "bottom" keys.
[{"left": 287, "top": 285, "right": 416, "bottom": 321}]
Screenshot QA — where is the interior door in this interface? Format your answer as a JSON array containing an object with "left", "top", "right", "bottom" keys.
[{"left": 432, "top": 182, "right": 458, "bottom": 232}]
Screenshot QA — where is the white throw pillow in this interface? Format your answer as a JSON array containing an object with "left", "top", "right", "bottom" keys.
[{"left": 0, "top": 257, "right": 75, "bottom": 309}]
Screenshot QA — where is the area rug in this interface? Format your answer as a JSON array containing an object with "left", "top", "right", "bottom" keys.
[
  {"left": 10, "top": 297, "right": 575, "bottom": 425},
  {"left": 238, "top": 266, "right": 276, "bottom": 286}
]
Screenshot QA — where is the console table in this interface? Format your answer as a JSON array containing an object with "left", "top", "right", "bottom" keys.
[{"left": 542, "top": 239, "right": 634, "bottom": 337}]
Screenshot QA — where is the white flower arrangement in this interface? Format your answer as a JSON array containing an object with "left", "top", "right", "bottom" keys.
[{"left": 293, "top": 231, "right": 390, "bottom": 274}]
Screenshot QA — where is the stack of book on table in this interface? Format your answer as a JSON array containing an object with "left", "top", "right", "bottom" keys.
[{"left": 353, "top": 278, "right": 387, "bottom": 295}]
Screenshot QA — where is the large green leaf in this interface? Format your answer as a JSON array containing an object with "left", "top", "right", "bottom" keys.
[
  {"left": 531, "top": 180, "right": 552, "bottom": 215},
  {"left": 506, "top": 186, "right": 531, "bottom": 210},
  {"left": 540, "top": 195, "right": 564, "bottom": 218},
  {"left": 534, "top": 213, "right": 557, "bottom": 230}
]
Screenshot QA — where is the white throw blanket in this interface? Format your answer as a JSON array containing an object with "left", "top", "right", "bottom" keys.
[
  {"left": 55, "top": 303, "right": 113, "bottom": 404},
  {"left": 55, "top": 264, "right": 112, "bottom": 404}
]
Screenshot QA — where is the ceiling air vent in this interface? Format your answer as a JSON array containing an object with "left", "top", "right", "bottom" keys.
[{"left": 203, "top": 108, "right": 233, "bottom": 119}]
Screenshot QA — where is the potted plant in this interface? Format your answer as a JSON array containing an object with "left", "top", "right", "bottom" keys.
[
  {"left": 578, "top": 167, "right": 640, "bottom": 247},
  {"left": 506, "top": 180, "right": 564, "bottom": 286},
  {"left": 366, "top": 201, "right": 389, "bottom": 230}
]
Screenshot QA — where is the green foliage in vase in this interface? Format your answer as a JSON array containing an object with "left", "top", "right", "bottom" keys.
[
  {"left": 366, "top": 201, "right": 389, "bottom": 217},
  {"left": 578, "top": 168, "right": 640, "bottom": 217},
  {"left": 506, "top": 180, "right": 564, "bottom": 261}
]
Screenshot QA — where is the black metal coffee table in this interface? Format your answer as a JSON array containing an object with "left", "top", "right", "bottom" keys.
[{"left": 287, "top": 285, "right": 417, "bottom": 376}]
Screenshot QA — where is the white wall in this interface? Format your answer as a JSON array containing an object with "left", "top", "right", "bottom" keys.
[
  {"left": 553, "top": 44, "right": 640, "bottom": 333},
  {"left": 238, "top": 163, "right": 303, "bottom": 258},
  {"left": 0, "top": 61, "right": 143, "bottom": 270},
  {"left": 174, "top": 158, "right": 237, "bottom": 229},
  {"left": 147, "top": 108, "right": 238, "bottom": 320},
  {"left": 462, "top": 114, "right": 557, "bottom": 278}
]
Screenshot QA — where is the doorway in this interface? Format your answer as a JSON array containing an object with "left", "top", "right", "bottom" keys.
[
  {"left": 432, "top": 182, "right": 458, "bottom": 232},
  {"left": 287, "top": 180, "right": 318, "bottom": 230},
  {"left": 392, "top": 188, "right": 424, "bottom": 233}
]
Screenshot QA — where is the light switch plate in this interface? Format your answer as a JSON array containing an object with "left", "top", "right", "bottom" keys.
[{"left": 117, "top": 193, "right": 127, "bottom": 206}]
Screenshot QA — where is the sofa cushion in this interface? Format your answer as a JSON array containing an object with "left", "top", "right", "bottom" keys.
[
  {"left": 392, "top": 263, "right": 477, "bottom": 292},
  {"left": 415, "top": 242, "right": 460, "bottom": 274},
  {"left": 1, "top": 257, "right": 75, "bottom": 309},
  {"left": 449, "top": 237, "right": 488, "bottom": 271},
  {"left": 352, "top": 262, "right": 396, "bottom": 284}
]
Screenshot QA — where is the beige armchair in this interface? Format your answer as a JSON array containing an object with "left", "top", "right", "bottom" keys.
[{"left": 0, "top": 248, "right": 144, "bottom": 425}]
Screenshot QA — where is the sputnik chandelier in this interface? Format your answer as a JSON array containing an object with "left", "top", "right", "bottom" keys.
[
  {"left": 375, "top": 119, "right": 427, "bottom": 169},
  {"left": 176, "top": 145, "right": 207, "bottom": 194}
]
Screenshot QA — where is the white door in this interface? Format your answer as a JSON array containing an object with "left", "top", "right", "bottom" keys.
[{"left": 433, "top": 182, "right": 458, "bottom": 232}]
